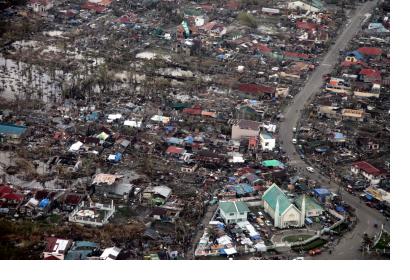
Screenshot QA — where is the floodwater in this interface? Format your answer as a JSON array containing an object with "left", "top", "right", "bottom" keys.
[{"left": 0, "top": 55, "right": 63, "bottom": 103}]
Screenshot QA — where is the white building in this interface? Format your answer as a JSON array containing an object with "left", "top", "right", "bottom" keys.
[
  {"left": 351, "top": 161, "right": 383, "bottom": 185},
  {"left": 287, "top": 0, "right": 323, "bottom": 13},
  {"left": 219, "top": 201, "right": 250, "bottom": 224},
  {"left": 260, "top": 132, "right": 276, "bottom": 151},
  {"left": 28, "top": 0, "right": 54, "bottom": 13},
  {"left": 262, "top": 184, "right": 305, "bottom": 229}
]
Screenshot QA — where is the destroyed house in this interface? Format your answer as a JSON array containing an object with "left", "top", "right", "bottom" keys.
[
  {"left": 237, "top": 84, "right": 275, "bottom": 97},
  {"left": 143, "top": 186, "right": 172, "bottom": 205},
  {"left": 194, "top": 150, "right": 225, "bottom": 165},
  {"left": 43, "top": 237, "right": 72, "bottom": 260},
  {"left": 0, "top": 123, "right": 27, "bottom": 143}
]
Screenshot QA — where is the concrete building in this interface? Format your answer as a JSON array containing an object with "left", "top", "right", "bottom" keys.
[
  {"left": 262, "top": 184, "right": 304, "bottom": 229},
  {"left": 259, "top": 132, "right": 275, "bottom": 151},
  {"left": 219, "top": 200, "right": 250, "bottom": 224},
  {"left": 230, "top": 119, "right": 261, "bottom": 140},
  {"left": 287, "top": 0, "right": 323, "bottom": 13},
  {"left": 351, "top": 161, "right": 383, "bottom": 185}
]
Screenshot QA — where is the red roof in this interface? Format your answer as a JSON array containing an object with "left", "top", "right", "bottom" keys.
[
  {"left": 166, "top": 146, "right": 185, "bottom": 154},
  {"left": 340, "top": 60, "right": 368, "bottom": 68},
  {"left": 357, "top": 47, "right": 382, "bottom": 56},
  {"left": 296, "top": 21, "right": 318, "bottom": 30},
  {"left": 255, "top": 43, "right": 272, "bottom": 53},
  {"left": 283, "top": 51, "right": 311, "bottom": 60},
  {"left": 359, "top": 68, "right": 381, "bottom": 80},
  {"left": 0, "top": 192, "right": 24, "bottom": 201},
  {"left": 81, "top": 2, "right": 107, "bottom": 13},
  {"left": 352, "top": 161, "right": 381, "bottom": 176},
  {"left": 183, "top": 108, "right": 202, "bottom": 115},
  {"left": 0, "top": 185, "right": 13, "bottom": 194},
  {"left": 238, "top": 83, "right": 275, "bottom": 95}
]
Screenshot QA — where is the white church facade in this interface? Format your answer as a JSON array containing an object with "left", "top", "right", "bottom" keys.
[{"left": 262, "top": 183, "right": 306, "bottom": 229}]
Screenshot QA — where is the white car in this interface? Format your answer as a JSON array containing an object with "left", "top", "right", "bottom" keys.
[
  {"left": 306, "top": 166, "right": 315, "bottom": 173},
  {"left": 293, "top": 257, "right": 304, "bottom": 260}
]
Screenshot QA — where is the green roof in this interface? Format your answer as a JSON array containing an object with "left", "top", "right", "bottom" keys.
[
  {"left": 294, "top": 196, "right": 323, "bottom": 212},
  {"left": 262, "top": 160, "right": 284, "bottom": 168},
  {"left": 262, "top": 183, "right": 291, "bottom": 215},
  {"left": 219, "top": 201, "right": 249, "bottom": 214}
]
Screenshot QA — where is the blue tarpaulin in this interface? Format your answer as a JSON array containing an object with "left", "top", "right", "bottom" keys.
[
  {"left": 39, "top": 198, "right": 49, "bottom": 209},
  {"left": 115, "top": 152, "right": 122, "bottom": 162},
  {"left": 164, "top": 126, "right": 174, "bottom": 132},
  {"left": 305, "top": 217, "right": 313, "bottom": 225},
  {"left": 365, "top": 194, "right": 373, "bottom": 201},
  {"left": 336, "top": 206, "right": 346, "bottom": 213},
  {"left": 314, "top": 188, "right": 331, "bottom": 196},
  {"left": 184, "top": 135, "right": 193, "bottom": 144}
]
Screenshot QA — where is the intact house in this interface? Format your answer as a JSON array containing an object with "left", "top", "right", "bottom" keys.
[
  {"left": 259, "top": 132, "right": 275, "bottom": 151},
  {"left": 230, "top": 119, "right": 262, "bottom": 140},
  {"left": 43, "top": 237, "right": 72, "bottom": 260},
  {"left": 28, "top": 0, "right": 53, "bottom": 13},
  {"left": 218, "top": 200, "right": 250, "bottom": 224},
  {"left": 262, "top": 183, "right": 305, "bottom": 229},
  {"left": 351, "top": 161, "right": 384, "bottom": 185}
]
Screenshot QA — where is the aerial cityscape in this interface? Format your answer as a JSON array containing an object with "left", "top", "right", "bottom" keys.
[{"left": 0, "top": 0, "right": 390, "bottom": 261}]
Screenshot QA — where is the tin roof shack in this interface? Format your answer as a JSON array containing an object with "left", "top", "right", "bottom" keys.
[
  {"left": 0, "top": 123, "right": 28, "bottom": 144},
  {"left": 341, "top": 109, "right": 365, "bottom": 122},
  {"left": 68, "top": 200, "right": 115, "bottom": 227},
  {"left": 351, "top": 161, "right": 384, "bottom": 185},
  {"left": 42, "top": 237, "right": 72, "bottom": 260},
  {"left": 230, "top": 119, "right": 262, "bottom": 140},
  {"left": 91, "top": 173, "right": 134, "bottom": 200},
  {"left": 143, "top": 186, "right": 172, "bottom": 206}
]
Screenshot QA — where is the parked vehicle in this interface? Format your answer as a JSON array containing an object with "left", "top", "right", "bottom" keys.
[{"left": 306, "top": 166, "right": 315, "bottom": 173}]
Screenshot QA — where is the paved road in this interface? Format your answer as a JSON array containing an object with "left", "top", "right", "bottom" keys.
[{"left": 277, "top": 0, "right": 389, "bottom": 259}]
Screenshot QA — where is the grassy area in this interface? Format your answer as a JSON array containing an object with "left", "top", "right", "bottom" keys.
[
  {"left": 291, "top": 238, "right": 327, "bottom": 251},
  {"left": 283, "top": 234, "right": 313, "bottom": 243},
  {"left": 374, "top": 232, "right": 390, "bottom": 250}
]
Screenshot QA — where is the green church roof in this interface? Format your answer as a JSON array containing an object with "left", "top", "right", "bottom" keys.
[{"left": 262, "top": 183, "right": 291, "bottom": 215}]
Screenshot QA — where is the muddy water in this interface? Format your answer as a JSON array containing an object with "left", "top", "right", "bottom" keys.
[{"left": 0, "top": 55, "right": 63, "bottom": 103}]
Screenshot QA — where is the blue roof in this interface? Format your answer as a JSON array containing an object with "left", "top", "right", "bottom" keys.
[
  {"left": 313, "top": 188, "right": 331, "bottom": 196},
  {"left": 0, "top": 123, "right": 27, "bottom": 136},
  {"left": 346, "top": 50, "right": 364, "bottom": 60}
]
